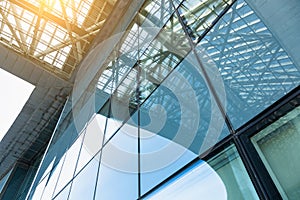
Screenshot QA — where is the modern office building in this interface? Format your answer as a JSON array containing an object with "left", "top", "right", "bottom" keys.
[{"left": 0, "top": 0, "right": 300, "bottom": 199}]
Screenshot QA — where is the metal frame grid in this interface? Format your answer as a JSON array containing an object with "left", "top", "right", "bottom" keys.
[{"left": 0, "top": 0, "right": 116, "bottom": 79}]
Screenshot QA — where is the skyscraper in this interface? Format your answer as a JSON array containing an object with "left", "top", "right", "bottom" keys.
[{"left": 0, "top": 0, "right": 299, "bottom": 199}]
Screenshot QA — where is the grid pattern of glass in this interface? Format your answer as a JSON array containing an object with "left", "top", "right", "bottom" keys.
[
  {"left": 0, "top": 0, "right": 116, "bottom": 78},
  {"left": 26, "top": 0, "right": 300, "bottom": 199},
  {"left": 198, "top": 0, "right": 300, "bottom": 128}
]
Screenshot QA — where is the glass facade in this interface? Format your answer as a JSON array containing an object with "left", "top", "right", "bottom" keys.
[
  {"left": 252, "top": 107, "right": 300, "bottom": 199},
  {"left": 146, "top": 145, "right": 258, "bottom": 200},
  {"left": 21, "top": 0, "right": 300, "bottom": 199}
]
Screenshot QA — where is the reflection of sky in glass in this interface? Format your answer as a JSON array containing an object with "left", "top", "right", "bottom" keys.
[
  {"left": 68, "top": 154, "right": 99, "bottom": 200},
  {"left": 145, "top": 160, "right": 227, "bottom": 200},
  {"left": 25, "top": 0, "right": 300, "bottom": 198},
  {"left": 0, "top": 168, "right": 12, "bottom": 193}
]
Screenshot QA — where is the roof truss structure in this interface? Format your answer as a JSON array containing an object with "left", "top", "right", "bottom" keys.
[{"left": 0, "top": 0, "right": 116, "bottom": 79}]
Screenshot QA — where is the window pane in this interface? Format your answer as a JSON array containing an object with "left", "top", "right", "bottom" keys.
[
  {"left": 95, "top": 115, "right": 138, "bottom": 200},
  {"left": 140, "top": 50, "right": 230, "bottom": 194},
  {"left": 178, "top": 0, "right": 233, "bottom": 42},
  {"left": 145, "top": 160, "right": 227, "bottom": 200},
  {"left": 207, "top": 145, "right": 259, "bottom": 200},
  {"left": 30, "top": 172, "right": 48, "bottom": 200},
  {"left": 197, "top": 0, "right": 300, "bottom": 129},
  {"left": 53, "top": 183, "right": 71, "bottom": 200},
  {"left": 40, "top": 154, "right": 66, "bottom": 200},
  {"left": 68, "top": 154, "right": 99, "bottom": 200},
  {"left": 146, "top": 144, "right": 259, "bottom": 200},
  {"left": 0, "top": 169, "right": 12, "bottom": 193},
  {"left": 54, "top": 135, "right": 83, "bottom": 196},
  {"left": 251, "top": 106, "right": 300, "bottom": 199},
  {"left": 76, "top": 114, "right": 105, "bottom": 174}
]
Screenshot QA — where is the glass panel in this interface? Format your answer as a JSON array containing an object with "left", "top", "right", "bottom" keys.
[
  {"left": 139, "top": 47, "right": 230, "bottom": 194},
  {"left": 145, "top": 160, "right": 227, "bottom": 200},
  {"left": 207, "top": 145, "right": 259, "bottom": 200},
  {"left": 137, "top": 12, "right": 191, "bottom": 103},
  {"left": 95, "top": 114, "right": 138, "bottom": 200},
  {"left": 0, "top": 169, "right": 12, "bottom": 193},
  {"left": 68, "top": 154, "right": 100, "bottom": 200},
  {"left": 143, "top": 51, "right": 229, "bottom": 152},
  {"left": 29, "top": 109, "right": 79, "bottom": 195},
  {"left": 251, "top": 106, "right": 300, "bottom": 199},
  {"left": 146, "top": 144, "right": 258, "bottom": 200},
  {"left": 31, "top": 174, "right": 48, "bottom": 200},
  {"left": 140, "top": 0, "right": 175, "bottom": 27},
  {"left": 197, "top": 0, "right": 300, "bottom": 129},
  {"left": 75, "top": 114, "right": 105, "bottom": 174},
  {"left": 53, "top": 134, "right": 83, "bottom": 196},
  {"left": 35, "top": 120, "right": 77, "bottom": 187},
  {"left": 140, "top": 133, "right": 197, "bottom": 195},
  {"left": 178, "top": 0, "right": 233, "bottom": 42},
  {"left": 97, "top": 0, "right": 177, "bottom": 98},
  {"left": 40, "top": 154, "right": 66, "bottom": 200},
  {"left": 53, "top": 183, "right": 71, "bottom": 200}
]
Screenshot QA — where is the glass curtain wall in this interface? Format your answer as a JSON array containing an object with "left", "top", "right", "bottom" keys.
[
  {"left": 252, "top": 106, "right": 300, "bottom": 199},
  {"left": 145, "top": 144, "right": 259, "bottom": 200},
  {"left": 26, "top": 0, "right": 300, "bottom": 199}
]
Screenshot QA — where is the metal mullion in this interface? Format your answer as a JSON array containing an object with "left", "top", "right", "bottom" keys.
[
  {"left": 171, "top": 0, "right": 236, "bottom": 135},
  {"left": 93, "top": 46, "right": 120, "bottom": 200}
]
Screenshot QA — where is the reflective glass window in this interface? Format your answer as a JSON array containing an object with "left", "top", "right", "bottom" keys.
[
  {"left": 0, "top": 169, "right": 12, "bottom": 194},
  {"left": 207, "top": 145, "right": 259, "bottom": 199},
  {"left": 197, "top": 0, "right": 300, "bottom": 129},
  {"left": 31, "top": 174, "right": 48, "bottom": 200},
  {"left": 76, "top": 114, "right": 105, "bottom": 174},
  {"left": 140, "top": 50, "right": 230, "bottom": 194},
  {"left": 252, "top": 106, "right": 300, "bottom": 199},
  {"left": 95, "top": 116, "right": 138, "bottom": 200},
  {"left": 53, "top": 183, "right": 71, "bottom": 200},
  {"left": 178, "top": 0, "right": 233, "bottom": 42},
  {"left": 145, "top": 144, "right": 258, "bottom": 200},
  {"left": 54, "top": 135, "right": 83, "bottom": 196},
  {"left": 68, "top": 154, "right": 99, "bottom": 200},
  {"left": 40, "top": 154, "right": 66, "bottom": 200}
]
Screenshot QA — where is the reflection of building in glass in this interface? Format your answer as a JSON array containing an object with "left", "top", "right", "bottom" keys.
[{"left": 0, "top": 0, "right": 300, "bottom": 199}]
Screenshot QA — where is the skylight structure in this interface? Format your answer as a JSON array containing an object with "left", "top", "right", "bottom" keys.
[{"left": 0, "top": 0, "right": 116, "bottom": 79}]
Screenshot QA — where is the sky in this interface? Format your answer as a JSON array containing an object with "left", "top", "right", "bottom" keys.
[{"left": 0, "top": 68, "right": 35, "bottom": 141}]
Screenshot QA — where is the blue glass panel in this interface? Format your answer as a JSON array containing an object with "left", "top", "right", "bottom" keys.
[
  {"left": 95, "top": 114, "right": 138, "bottom": 200},
  {"left": 145, "top": 145, "right": 259, "bottom": 200},
  {"left": 53, "top": 135, "right": 82, "bottom": 196},
  {"left": 30, "top": 173, "right": 48, "bottom": 200},
  {"left": 53, "top": 183, "right": 71, "bottom": 200},
  {"left": 197, "top": 0, "right": 300, "bottom": 129},
  {"left": 145, "top": 160, "right": 227, "bottom": 199},
  {"left": 140, "top": 51, "right": 230, "bottom": 194},
  {"left": 40, "top": 153, "right": 66, "bottom": 200},
  {"left": 68, "top": 154, "right": 99, "bottom": 200},
  {"left": 0, "top": 169, "right": 12, "bottom": 193},
  {"left": 177, "top": 0, "right": 233, "bottom": 42},
  {"left": 75, "top": 114, "right": 106, "bottom": 175}
]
